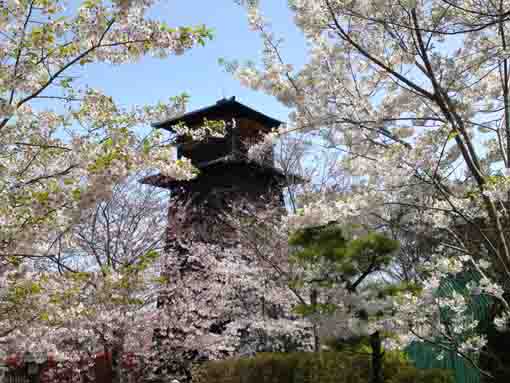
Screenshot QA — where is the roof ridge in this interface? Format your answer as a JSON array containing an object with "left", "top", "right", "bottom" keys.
[{"left": 152, "top": 98, "right": 282, "bottom": 131}]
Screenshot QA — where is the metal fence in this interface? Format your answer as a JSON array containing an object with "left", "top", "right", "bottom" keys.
[
  {"left": 5, "top": 371, "right": 30, "bottom": 383},
  {"left": 404, "top": 270, "right": 492, "bottom": 383}
]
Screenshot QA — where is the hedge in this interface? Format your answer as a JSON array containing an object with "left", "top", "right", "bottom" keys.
[{"left": 192, "top": 352, "right": 454, "bottom": 383}]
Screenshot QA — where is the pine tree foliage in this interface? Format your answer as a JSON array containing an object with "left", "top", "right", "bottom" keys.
[{"left": 289, "top": 223, "right": 399, "bottom": 292}]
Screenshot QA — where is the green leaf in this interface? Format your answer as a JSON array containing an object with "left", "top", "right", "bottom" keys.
[
  {"left": 447, "top": 130, "right": 459, "bottom": 141},
  {"left": 72, "top": 188, "right": 82, "bottom": 201},
  {"left": 142, "top": 139, "right": 151, "bottom": 155}
]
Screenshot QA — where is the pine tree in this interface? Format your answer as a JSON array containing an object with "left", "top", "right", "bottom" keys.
[{"left": 289, "top": 223, "right": 401, "bottom": 383}]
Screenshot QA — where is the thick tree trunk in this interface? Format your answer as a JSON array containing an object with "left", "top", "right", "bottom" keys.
[
  {"left": 370, "top": 331, "right": 384, "bottom": 383},
  {"left": 111, "top": 330, "right": 125, "bottom": 383},
  {"left": 480, "top": 324, "right": 510, "bottom": 382},
  {"left": 111, "top": 348, "right": 121, "bottom": 383}
]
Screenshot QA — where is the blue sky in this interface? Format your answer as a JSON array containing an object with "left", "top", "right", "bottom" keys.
[{"left": 82, "top": 1, "right": 308, "bottom": 124}]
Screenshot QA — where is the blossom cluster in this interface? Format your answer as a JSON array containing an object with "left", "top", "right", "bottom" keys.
[
  {"left": 231, "top": 0, "right": 510, "bottom": 373},
  {"left": 0, "top": 0, "right": 216, "bottom": 375}
]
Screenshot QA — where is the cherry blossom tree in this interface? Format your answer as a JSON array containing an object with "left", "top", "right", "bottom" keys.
[
  {"left": 154, "top": 196, "right": 313, "bottom": 382},
  {"left": 229, "top": 0, "right": 510, "bottom": 379},
  {"left": 0, "top": 0, "right": 212, "bottom": 261},
  {"left": 0, "top": 0, "right": 222, "bottom": 376},
  {"left": 1, "top": 175, "right": 172, "bottom": 382}
]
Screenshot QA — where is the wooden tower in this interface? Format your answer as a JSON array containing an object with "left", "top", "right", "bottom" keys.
[
  {"left": 141, "top": 97, "right": 292, "bottom": 247},
  {"left": 141, "top": 98, "right": 303, "bottom": 380}
]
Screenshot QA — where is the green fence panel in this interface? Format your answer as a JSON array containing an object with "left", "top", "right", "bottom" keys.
[
  {"left": 405, "top": 270, "right": 494, "bottom": 383},
  {"left": 406, "top": 342, "right": 480, "bottom": 383}
]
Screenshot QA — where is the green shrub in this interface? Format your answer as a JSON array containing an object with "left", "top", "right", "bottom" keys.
[{"left": 192, "top": 352, "right": 453, "bottom": 383}]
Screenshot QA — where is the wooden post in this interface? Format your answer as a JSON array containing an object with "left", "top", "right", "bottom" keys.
[
  {"left": 310, "top": 289, "right": 320, "bottom": 352},
  {"left": 0, "top": 366, "right": 6, "bottom": 383},
  {"left": 370, "top": 331, "right": 384, "bottom": 383},
  {"left": 230, "top": 119, "right": 240, "bottom": 158}
]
